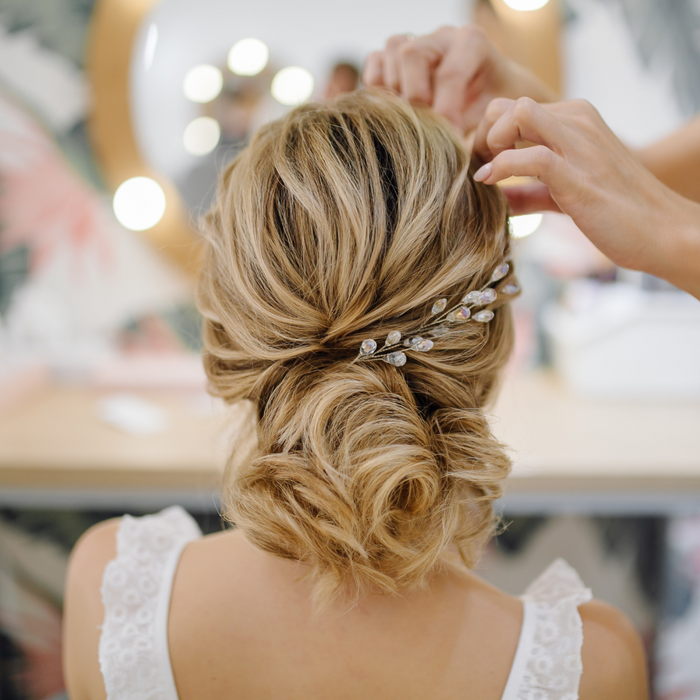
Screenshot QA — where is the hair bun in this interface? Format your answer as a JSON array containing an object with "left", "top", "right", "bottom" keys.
[{"left": 224, "top": 360, "right": 508, "bottom": 605}]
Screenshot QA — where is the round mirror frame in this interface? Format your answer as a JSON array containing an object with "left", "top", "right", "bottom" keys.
[{"left": 86, "top": 0, "right": 201, "bottom": 279}]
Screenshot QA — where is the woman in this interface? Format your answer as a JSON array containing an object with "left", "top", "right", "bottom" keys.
[{"left": 63, "top": 91, "right": 648, "bottom": 700}]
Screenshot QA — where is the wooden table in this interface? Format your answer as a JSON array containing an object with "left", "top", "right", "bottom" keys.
[
  {"left": 491, "top": 371, "right": 700, "bottom": 513},
  {"left": 1, "top": 372, "right": 699, "bottom": 514}
]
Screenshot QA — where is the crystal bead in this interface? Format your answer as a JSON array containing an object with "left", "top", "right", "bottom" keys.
[
  {"left": 502, "top": 283, "right": 520, "bottom": 295},
  {"left": 490, "top": 263, "right": 509, "bottom": 282},
  {"left": 474, "top": 310, "right": 494, "bottom": 323},
  {"left": 462, "top": 291, "right": 482, "bottom": 305},
  {"left": 383, "top": 351, "right": 407, "bottom": 367},
  {"left": 404, "top": 336, "right": 423, "bottom": 347},
  {"left": 360, "top": 339, "right": 377, "bottom": 355},
  {"left": 385, "top": 330, "right": 402, "bottom": 345},
  {"left": 431, "top": 298, "right": 447, "bottom": 315},
  {"left": 414, "top": 339, "right": 434, "bottom": 352},
  {"left": 430, "top": 326, "right": 449, "bottom": 337},
  {"left": 455, "top": 307, "right": 471, "bottom": 321},
  {"left": 480, "top": 288, "right": 497, "bottom": 304},
  {"left": 446, "top": 312, "right": 456, "bottom": 323}
]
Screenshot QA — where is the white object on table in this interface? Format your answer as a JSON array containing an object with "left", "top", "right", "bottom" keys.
[
  {"left": 97, "top": 393, "right": 168, "bottom": 435},
  {"left": 543, "top": 282, "right": 700, "bottom": 399}
]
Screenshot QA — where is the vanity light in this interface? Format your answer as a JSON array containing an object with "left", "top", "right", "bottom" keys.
[
  {"left": 509, "top": 213, "right": 543, "bottom": 238},
  {"left": 183, "top": 64, "right": 223, "bottom": 103},
  {"left": 227, "top": 38, "right": 269, "bottom": 76},
  {"left": 183, "top": 117, "right": 221, "bottom": 156},
  {"left": 113, "top": 177, "right": 166, "bottom": 231},
  {"left": 502, "top": 0, "right": 550, "bottom": 10},
  {"left": 271, "top": 67, "right": 314, "bottom": 106}
]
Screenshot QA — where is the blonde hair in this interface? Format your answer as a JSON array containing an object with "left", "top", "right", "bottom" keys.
[{"left": 197, "top": 90, "right": 514, "bottom": 608}]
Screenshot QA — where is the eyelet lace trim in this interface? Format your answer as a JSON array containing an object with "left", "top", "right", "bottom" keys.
[
  {"left": 99, "top": 506, "right": 201, "bottom": 699},
  {"left": 518, "top": 558, "right": 593, "bottom": 700}
]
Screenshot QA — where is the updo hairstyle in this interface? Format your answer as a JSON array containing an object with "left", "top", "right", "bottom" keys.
[{"left": 197, "top": 90, "right": 514, "bottom": 607}]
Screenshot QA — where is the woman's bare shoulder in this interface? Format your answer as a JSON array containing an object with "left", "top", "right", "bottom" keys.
[
  {"left": 578, "top": 599, "right": 649, "bottom": 700},
  {"left": 63, "top": 519, "right": 122, "bottom": 700},
  {"left": 65, "top": 518, "right": 122, "bottom": 610}
]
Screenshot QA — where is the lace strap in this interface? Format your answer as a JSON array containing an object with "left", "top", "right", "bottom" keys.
[
  {"left": 509, "top": 559, "right": 592, "bottom": 700},
  {"left": 99, "top": 506, "right": 201, "bottom": 700},
  {"left": 524, "top": 559, "right": 592, "bottom": 608}
]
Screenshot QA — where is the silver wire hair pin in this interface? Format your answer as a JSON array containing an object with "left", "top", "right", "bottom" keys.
[{"left": 353, "top": 262, "right": 519, "bottom": 367}]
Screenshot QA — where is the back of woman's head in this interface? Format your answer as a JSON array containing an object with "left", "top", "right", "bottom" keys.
[{"left": 198, "top": 89, "right": 514, "bottom": 608}]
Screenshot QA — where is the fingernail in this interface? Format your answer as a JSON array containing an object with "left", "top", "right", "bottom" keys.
[{"left": 473, "top": 163, "right": 492, "bottom": 183}]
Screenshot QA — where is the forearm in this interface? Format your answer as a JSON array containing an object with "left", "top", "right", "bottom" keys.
[
  {"left": 670, "top": 202, "right": 700, "bottom": 299},
  {"left": 636, "top": 115, "right": 700, "bottom": 204},
  {"left": 648, "top": 195, "right": 700, "bottom": 299}
]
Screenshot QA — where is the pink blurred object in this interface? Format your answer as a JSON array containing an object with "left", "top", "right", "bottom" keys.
[
  {"left": 0, "top": 568, "right": 65, "bottom": 699},
  {"left": 119, "top": 314, "right": 189, "bottom": 354},
  {"left": 0, "top": 363, "right": 50, "bottom": 415},
  {"left": 90, "top": 353, "right": 207, "bottom": 391},
  {"left": 14, "top": 594, "right": 65, "bottom": 700},
  {"left": 0, "top": 96, "right": 112, "bottom": 272}
]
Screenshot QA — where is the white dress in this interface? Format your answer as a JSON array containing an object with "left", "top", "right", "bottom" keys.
[{"left": 99, "top": 507, "right": 592, "bottom": 700}]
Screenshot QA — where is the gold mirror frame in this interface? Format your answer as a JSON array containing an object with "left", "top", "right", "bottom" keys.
[{"left": 86, "top": 0, "right": 201, "bottom": 279}]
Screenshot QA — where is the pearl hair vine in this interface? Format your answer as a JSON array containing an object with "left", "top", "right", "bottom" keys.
[{"left": 352, "top": 261, "right": 520, "bottom": 367}]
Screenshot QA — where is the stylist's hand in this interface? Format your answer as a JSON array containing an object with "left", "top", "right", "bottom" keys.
[
  {"left": 363, "top": 25, "right": 556, "bottom": 133},
  {"left": 473, "top": 97, "right": 700, "bottom": 298}
]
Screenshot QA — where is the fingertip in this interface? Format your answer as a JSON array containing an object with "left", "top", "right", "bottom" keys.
[
  {"left": 473, "top": 162, "right": 492, "bottom": 183},
  {"left": 362, "top": 52, "right": 384, "bottom": 87}
]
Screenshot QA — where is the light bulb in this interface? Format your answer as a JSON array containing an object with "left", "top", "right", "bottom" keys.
[
  {"left": 113, "top": 177, "right": 166, "bottom": 231},
  {"left": 503, "top": 0, "right": 550, "bottom": 10},
  {"left": 271, "top": 67, "right": 314, "bottom": 106},
  {"left": 509, "top": 213, "right": 543, "bottom": 238},
  {"left": 183, "top": 117, "right": 221, "bottom": 156},
  {"left": 183, "top": 64, "right": 223, "bottom": 103},
  {"left": 228, "top": 38, "right": 269, "bottom": 76}
]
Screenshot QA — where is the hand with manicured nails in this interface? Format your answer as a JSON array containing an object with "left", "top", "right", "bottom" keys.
[
  {"left": 363, "top": 25, "right": 555, "bottom": 133},
  {"left": 472, "top": 97, "right": 700, "bottom": 299}
]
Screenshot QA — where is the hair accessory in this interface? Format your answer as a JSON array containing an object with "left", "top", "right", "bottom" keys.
[{"left": 353, "top": 261, "right": 518, "bottom": 367}]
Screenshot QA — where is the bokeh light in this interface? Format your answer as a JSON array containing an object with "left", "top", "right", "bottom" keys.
[
  {"left": 509, "top": 213, "right": 544, "bottom": 239},
  {"left": 227, "top": 37, "right": 269, "bottom": 76},
  {"left": 183, "top": 117, "right": 221, "bottom": 156},
  {"left": 113, "top": 177, "right": 166, "bottom": 231},
  {"left": 271, "top": 66, "right": 314, "bottom": 106},
  {"left": 183, "top": 64, "right": 223, "bottom": 103},
  {"left": 503, "top": 0, "right": 550, "bottom": 10}
]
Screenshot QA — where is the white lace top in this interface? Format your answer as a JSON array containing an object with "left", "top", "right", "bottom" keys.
[{"left": 99, "top": 507, "right": 592, "bottom": 700}]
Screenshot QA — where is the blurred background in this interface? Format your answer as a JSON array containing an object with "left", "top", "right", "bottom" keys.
[{"left": 1, "top": 0, "right": 700, "bottom": 696}]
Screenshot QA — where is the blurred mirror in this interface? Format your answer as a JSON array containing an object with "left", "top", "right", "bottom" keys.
[{"left": 130, "top": 0, "right": 467, "bottom": 214}]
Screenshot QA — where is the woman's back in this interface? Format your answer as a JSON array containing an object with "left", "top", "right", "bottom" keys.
[{"left": 64, "top": 507, "right": 647, "bottom": 700}]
